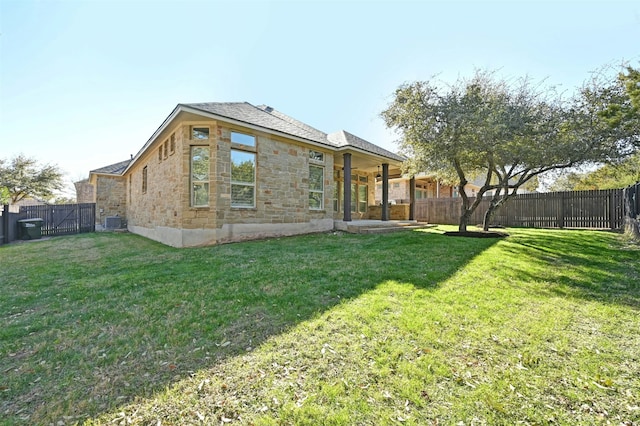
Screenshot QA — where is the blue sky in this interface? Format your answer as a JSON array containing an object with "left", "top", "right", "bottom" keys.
[{"left": 1, "top": 0, "right": 638, "bottom": 197}]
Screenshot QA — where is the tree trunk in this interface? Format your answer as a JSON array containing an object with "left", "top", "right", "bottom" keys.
[
  {"left": 483, "top": 203, "right": 497, "bottom": 231},
  {"left": 483, "top": 190, "right": 503, "bottom": 231},
  {"left": 459, "top": 189, "right": 470, "bottom": 232},
  {"left": 459, "top": 211, "right": 470, "bottom": 232}
]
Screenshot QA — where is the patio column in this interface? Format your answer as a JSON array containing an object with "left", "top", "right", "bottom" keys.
[
  {"left": 382, "top": 163, "right": 389, "bottom": 221},
  {"left": 343, "top": 153, "right": 352, "bottom": 222},
  {"left": 409, "top": 176, "right": 415, "bottom": 220}
]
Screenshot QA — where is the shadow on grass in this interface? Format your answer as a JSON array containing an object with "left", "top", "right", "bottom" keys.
[
  {"left": 499, "top": 228, "right": 640, "bottom": 309},
  {"left": 0, "top": 229, "right": 499, "bottom": 424}
]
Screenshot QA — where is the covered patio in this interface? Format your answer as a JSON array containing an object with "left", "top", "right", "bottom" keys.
[{"left": 330, "top": 130, "right": 405, "bottom": 223}]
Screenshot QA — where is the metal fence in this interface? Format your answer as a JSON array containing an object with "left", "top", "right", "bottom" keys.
[{"left": 0, "top": 203, "right": 96, "bottom": 245}]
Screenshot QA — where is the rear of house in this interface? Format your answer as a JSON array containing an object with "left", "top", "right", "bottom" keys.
[{"left": 85, "top": 102, "right": 404, "bottom": 247}]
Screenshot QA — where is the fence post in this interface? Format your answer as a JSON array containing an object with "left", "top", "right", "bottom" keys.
[
  {"left": 558, "top": 192, "right": 565, "bottom": 229},
  {"left": 2, "top": 205, "right": 9, "bottom": 244},
  {"left": 633, "top": 182, "right": 640, "bottom": 217},
  {"left": 609, "top": 192, "right": 615, "bottom": 230}
]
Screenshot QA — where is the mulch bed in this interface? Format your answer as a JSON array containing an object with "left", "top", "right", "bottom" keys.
[{"left": 443, "top": 231, "right": 509, "bottom": 238}]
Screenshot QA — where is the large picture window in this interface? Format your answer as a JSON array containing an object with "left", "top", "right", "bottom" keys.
[
  {"left": 191, "top": 146, "right": 210, "bottom": 207},
  {"left": 309, "top": 165, "right": 324, "bottom": 210},
  {"left": 231, "top": 150, "right": 255, "bottom": 207}
]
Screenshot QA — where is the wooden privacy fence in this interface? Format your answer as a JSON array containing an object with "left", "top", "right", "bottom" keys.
[
  {"left": 1, "top": 203, "right": 96, "bottom": 244},
  {"left": 415, "top": 189, "right": 626, "bottom": 230}
]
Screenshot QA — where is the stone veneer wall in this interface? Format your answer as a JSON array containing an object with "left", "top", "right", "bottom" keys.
[
  {"left": 368, "top": 204, "right": 410, "bottom": 220},
  {"left": 126, "top": 120, "right": 186, "bottom": 234},
  {"left": 126, "top": 118, "right": 337, "bottom": 247},
  {"left": 74, "top": 180, "right": 94, "bottom": 204},
  {"left": 214, "top": 126, "right": 334, "bottom": 225},
  {"left": 94, "top": 175, "right": 127, "bottom": 226}
]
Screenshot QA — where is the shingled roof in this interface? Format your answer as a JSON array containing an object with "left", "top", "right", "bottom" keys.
[
  {"left": 107, "top": 102, "right": 403, "bottom": 176},
  {"left": 185, "top": 102, "right": 329, "bottom": 146},
  {"left": 327, "top": 130, "right": 404, "bottom": 161},
  {"left": 90, "top": 159, "right": 131, "bottom": 175},
  {"left": 183, "top": 102, "right": 404, "bottom": 162}
]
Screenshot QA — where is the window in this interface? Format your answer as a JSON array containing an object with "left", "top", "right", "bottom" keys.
[
  {"left": 170, "top": 133, "right": 175, "bottom": 154},
  {"left": 158, "top": 145, "right": 163, "bottom": 161},
  {"left": 191, "top": 147, "right": 210, "bottom": 207},
  {"left": 192, "top": 127, "right": 209, "bottom": 140},
  {"left": 142, "top": 166, "right": 148, "bottom": 194},
  {"left": 163, "top": 140, "right": 168, "bottom": 159},
  {"left": 334, "top": 170, "right": 368, "bottom": 214},
  {"left": 231, "top": 149, "right": 255, "bottom": 207},
  {"left": 309, "top": 150, "right": 324, "bottom": 162},
  {"left": 309, "top": 165, "right": 324, "bottom": 210},
  {"left": 358, "top": 184, "right": 367, "bottom": 213},
  {"left": 231, "top": 131, "right": 255, "bottom": 147}
]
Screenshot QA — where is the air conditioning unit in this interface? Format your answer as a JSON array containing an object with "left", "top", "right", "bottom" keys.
[{"left": 105, "top": 216, "right": 121, "bottom": 229}]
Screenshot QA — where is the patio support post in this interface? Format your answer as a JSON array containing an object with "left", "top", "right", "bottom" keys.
[
  {"left": 409, "top": 176, "right": 415, "bottom": 220},
  {"left": 382, "top": 163, "right": 389, "bottom": 221},
  {"left": 343, "top": 153, "right": 352, "bottom": 222}
]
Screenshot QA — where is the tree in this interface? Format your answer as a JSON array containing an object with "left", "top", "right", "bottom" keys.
[
  {"left": 596, "top": 65, "right": 640, "bottom": 141},
  {"left": 381, "top": 68, "right": 638, "bottom": 232},
  {"left": 550, "top": 153, "right": 640, "bottom": 190},
  {"left": 0, "top": 187, "right": 9, "bottom": 205},
  {"left": 0, "top": 155, "right": 65, "bottom": 204}
]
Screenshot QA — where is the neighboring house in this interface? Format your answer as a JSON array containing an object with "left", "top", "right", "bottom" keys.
[
  {"left": 374, "top": 173, "right": 533, "bottom": 204},
  {"left": 79, "top": 160, "right": 130, "bottom": 227},
  {"left": 14, "top": 197, "right": 49, "bottom": 207},
  {"left": 374, "top": 173, "right": 456, "bottom": 204},
  {"left": 85, "top": 102, "right": 404, "bottom": 247}
]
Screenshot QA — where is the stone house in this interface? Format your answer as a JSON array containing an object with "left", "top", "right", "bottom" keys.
[
  {"left": 85, "top": 102, "right": 404, "bottom": 247},
  {"left": 374, "top": 173, "right": 457, "bottom": 205},
  {"left": 373, "top": 174, "right": 533, "bottom": 208}
]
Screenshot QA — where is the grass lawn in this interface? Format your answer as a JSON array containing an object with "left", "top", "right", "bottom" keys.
[{"left": 1, "top": 226, "right": 638, "bottom": 425}]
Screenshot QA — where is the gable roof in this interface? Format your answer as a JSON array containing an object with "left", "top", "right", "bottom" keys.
[
  {"left": 116, "top": 102, "right": 403, "bottom": 175},
  {"left": 327, "top": 130, "right": 403, "bottom": 161},
  {"left": 185, "top": 102, "right": 329, "bottom": 146},
  {"left": 184, "top": 102, "right": 404, "bottom": 161}
]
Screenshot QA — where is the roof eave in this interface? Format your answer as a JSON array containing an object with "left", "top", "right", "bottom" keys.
[
  {"left": 123, "top": 103, "right": 404, "bottom": 175},
  {"left": 334, "top": 145, "right": 405, "bottom": 165},
  {"left": 123, "top": 104, "right": 183, "bottom": 175}
]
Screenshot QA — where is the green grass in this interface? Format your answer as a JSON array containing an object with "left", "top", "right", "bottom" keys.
[{"left": 1, "top": 227, "right": 638, "bottom": 425}]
